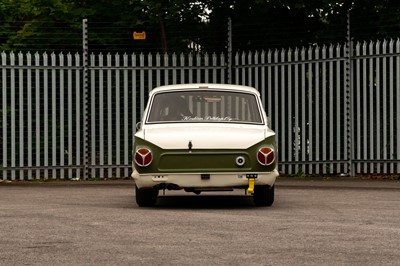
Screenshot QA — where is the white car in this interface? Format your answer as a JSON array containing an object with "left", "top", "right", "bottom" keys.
[{"left": 132, "top": 84, "right": 278, "bottom": 207}]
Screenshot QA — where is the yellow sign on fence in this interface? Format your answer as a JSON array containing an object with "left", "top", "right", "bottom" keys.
[{"left": 133, "top": 31, "right": 146, "bottom": 40}]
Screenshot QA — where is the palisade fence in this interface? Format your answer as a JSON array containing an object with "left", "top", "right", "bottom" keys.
[{"left": 1, "top": 39, "right": 400, "bottom": 180}]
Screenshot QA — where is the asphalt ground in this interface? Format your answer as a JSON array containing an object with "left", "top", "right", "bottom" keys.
[{"left": 0, "top": 178, "right": 399, "bottom": 266}]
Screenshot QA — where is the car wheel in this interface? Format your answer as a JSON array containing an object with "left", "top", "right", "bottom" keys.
[
  {"left": 253, "top": 185, "right": 274, "bottom": 206},
  {"left": 135, "top": 185, "right": 159, "bottom": 207}
]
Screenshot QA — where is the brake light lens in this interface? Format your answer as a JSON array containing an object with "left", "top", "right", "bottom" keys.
[
  {"left": 257, "top": 147, "right": 275, "bottom": 166},
  {"left": 134, "top": 148, "right": 153, "bottom": 167}
]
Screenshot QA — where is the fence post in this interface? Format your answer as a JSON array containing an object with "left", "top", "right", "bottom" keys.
[
  {"left": 227, "top": 17, "right": 232, "bottom": 84},
  {"left": 82, "top": 19, "right": 89, "bottom": 179},
  {"left": 1, "top": 52, "right": 7, "bottom": 180},
  {"left": 345, "top": 10, "right": 355, "bottom": 176}
]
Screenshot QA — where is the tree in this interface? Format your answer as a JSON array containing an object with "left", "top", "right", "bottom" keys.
[
  {"left": 201, "top": 0, "right": 400, "bottom": 51},
  {"left": 130, "top": 0, "right": 207, "bottom": 53},
  {"left": 1, "top": 0, "right": 400, "bottom": 53},
  {"left": 0, "top": 0, "right": 209, "bottom": 53},
  {"left": 0, "top": 0, "right": 91, "bottom": 51}
]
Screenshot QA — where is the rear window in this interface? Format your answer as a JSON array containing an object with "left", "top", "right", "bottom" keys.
[{"left": 146, "top": 90, "right": 263, "bottom": 124}]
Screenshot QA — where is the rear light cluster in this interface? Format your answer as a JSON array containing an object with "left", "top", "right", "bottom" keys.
[
  {"left": 134, "top": 148, "right": 153, "bottom": 167},
  {"left": 257, "top": 147, "right": 275, "bottom": 166}
]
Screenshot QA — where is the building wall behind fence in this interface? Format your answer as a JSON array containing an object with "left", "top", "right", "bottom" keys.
[{"left": 1, "top": 39, "right": 400, "bottom": 180}]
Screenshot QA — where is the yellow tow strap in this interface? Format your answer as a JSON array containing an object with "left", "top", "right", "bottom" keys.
[{"left": 247, "top": 178, "right": 255, "bottom": 194}]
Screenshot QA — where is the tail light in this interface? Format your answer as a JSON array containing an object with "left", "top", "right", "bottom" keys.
[
  {"left": 257, "top": 147, "right": 275, "bottom": 166},
  {"left": 134, "top": 148, "right": 153, "bottom": 167}
]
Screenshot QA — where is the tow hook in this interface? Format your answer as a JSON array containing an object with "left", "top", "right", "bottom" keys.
[{"left": 246, "top": 174, "right": 258, "bottom": 194}]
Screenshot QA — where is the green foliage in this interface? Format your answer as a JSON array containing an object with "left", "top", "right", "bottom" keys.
[
  {"left": 0, "top": 0, "right": 91, "bottom": 51},
  {"left": 294, "top": 166, "right": 306, "bottom": 178}
]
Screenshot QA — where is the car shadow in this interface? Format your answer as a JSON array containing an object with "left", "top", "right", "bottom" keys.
[{"left": 154, "top": 194, "right": 257, "bottom": 209}]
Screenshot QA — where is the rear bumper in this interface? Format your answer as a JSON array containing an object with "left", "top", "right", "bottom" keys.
[{"left": 132, "top": 169, "right": 279, "bottom": 189}]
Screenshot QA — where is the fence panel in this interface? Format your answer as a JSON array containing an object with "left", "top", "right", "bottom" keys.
[
  {"left": 232, "top": 45, "right": 350, "bottom": 175},
  {"left": 352, "top": 40, "right": 400, "bottom": 174},
  {"left": 1, "top": 52, "right": 83, "bottom": 180},
  {"left": 81, "top": 52, "right": 227, "bottom": 179}
]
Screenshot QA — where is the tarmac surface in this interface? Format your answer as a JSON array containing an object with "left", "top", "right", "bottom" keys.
[{"left": 0, "top": 178, "right": 399, "bottom": 266}]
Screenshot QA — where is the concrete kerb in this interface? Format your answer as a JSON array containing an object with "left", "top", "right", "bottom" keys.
[
  {"left": 1, "top": 177, "right": 400, "bottom": 190},
  {"left": 276, "top": 178, "right": 400, "bottom": 191}
]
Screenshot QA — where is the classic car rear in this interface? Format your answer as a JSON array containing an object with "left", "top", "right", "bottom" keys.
[{"left": 132, "top": 84, "right": 278, "bottom": 207}]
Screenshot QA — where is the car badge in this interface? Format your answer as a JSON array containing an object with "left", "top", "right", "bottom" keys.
[{"left": 188, "top": 140, "right": 193, "bottom": 153}]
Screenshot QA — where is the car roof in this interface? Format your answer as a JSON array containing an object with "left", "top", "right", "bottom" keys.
[{"left": 149, "top": 83, "right": 260, "bottom": 96}]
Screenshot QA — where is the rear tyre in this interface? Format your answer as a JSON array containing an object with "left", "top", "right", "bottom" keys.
[
  {"left": 135, "top": 185, "right": 159, "bottom": 207},
  {"left": 253, "top": 185, "right": 274, "bottom": 207}
]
